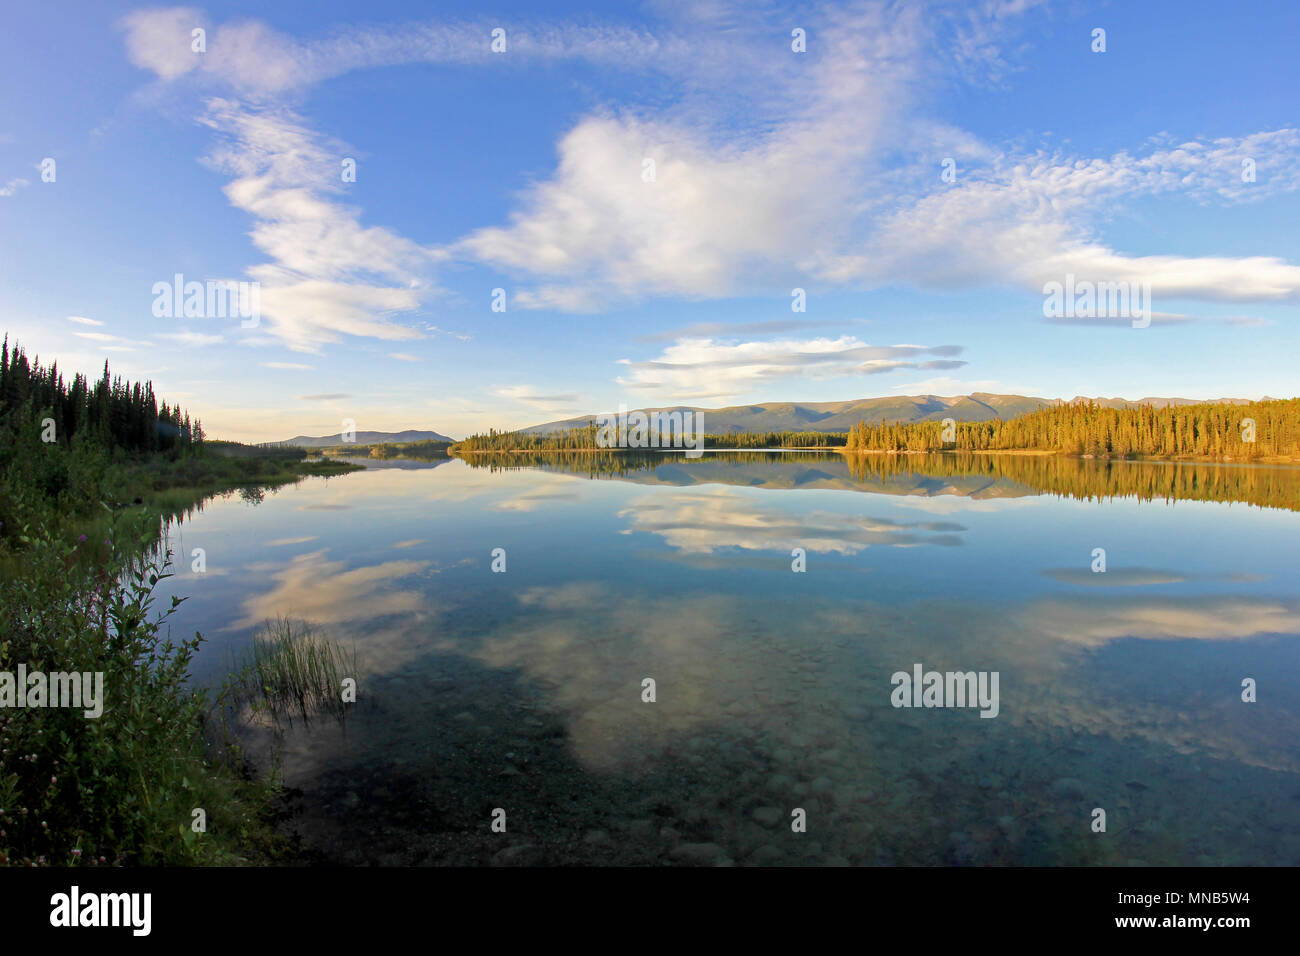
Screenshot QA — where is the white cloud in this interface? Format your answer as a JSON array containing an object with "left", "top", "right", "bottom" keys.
[
  {"left": 0, "top": 177, "right": 29, "bottom": 197},
  {"left": 619, "top": 487, "right": 964, "bottom": 555},
  {"left": 492, "top": 385, "right": 583, "bottom": 412},
  {"left": 424, "top": 324, "right": 472, "bottom": 342},
  {"left": 616, "top": 336, "right": 965, "bottom": 401},
  {"left": 457, "top": 111, "right": 872, "bottom": 304},
  {"left": 887, "top": 376, "right": 1039, "bottom": 395},
  {"left": 159, "top": 331, "right": 224, "bottom": 347},
  {"left": 448, "top": 7, "right": 1300, "bottom": 312},
  {"left": 120, "top": 7, "right": 206, "bottom": 81},
  {"left": 456, "top": 3, "right": 923, "bottom": 308},
  {"left": 262, "top": 361, "right": 312, "bottom": 370},
  {"left": 72, "top": 331, "right": 151, "bottom": 350},
  {"left": 119, "top": 1, "right": 1300, "bottom": 350},
  {"left": 120, "top": 10, "right": 670, "bottom": 96},
  {"left": 199, "top": 99, "right": 438, "bottom": 352},
  {"left": 67, "top": 316, "right": 103, "bottom": 326},
  {"left": 820, "top": 132, "right": 1300, "bottom": 303}
]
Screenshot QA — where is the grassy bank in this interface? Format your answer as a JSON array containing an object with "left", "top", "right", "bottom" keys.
[
  {"left": 0, "top": 342, "right": 365, "bottom": 865},
  {"left": 0, "top": 446, "right": 365, "bottom": 866}
]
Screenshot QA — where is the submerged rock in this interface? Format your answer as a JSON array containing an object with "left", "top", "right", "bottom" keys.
[
  {"left": 1051, "top": 777, "right": 1088, "bottom": 800},
  {"left": 767, "top": 773, "right": 794, "bottom": 792},
  {"left": 747, "top": 844, "right": 786, "bottom": 865},
  {"left": 752, "top": 806, "right": 783, "bottom": 828},
  {"left": 493, "top": 844, "right": 544, "bottom": 866},
  {"left": 670, "top": 842, "right": 733, "bottom": 866}
]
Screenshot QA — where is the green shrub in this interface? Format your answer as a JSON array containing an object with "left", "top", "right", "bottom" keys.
[{"left": 0, "top": 512, "right": 283, "bottom": 866}]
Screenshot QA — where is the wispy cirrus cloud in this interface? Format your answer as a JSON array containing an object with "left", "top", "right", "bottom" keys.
[
  {"left": 120, "top": 8, "right": 671, "bottom": 97},
  {"left": 71, "top": 330, "right": 152, "bottom": 352},
  {"left": 638, "top": 319, "right": 859, "bottom": 343},
  {"left": 423, "top": 324, "right": 472, "bottom": 342},
  {"left": 158, "top": 331, "right": 224, "bottom": 347},
  {"left": 819, "top": 130, "right": 1300, "bottom": 305},
  {"left": 197, "top": 99, "right": 440, "bottom": 353}
]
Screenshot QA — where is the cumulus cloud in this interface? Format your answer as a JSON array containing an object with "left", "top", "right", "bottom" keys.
[
  {"left": 619, "top": 487, "right": 965, "bottom": 555},
  {"left": 120, "top": 7, "right": 207, "bottom": 81},
  {"left": 456, "top": 3, "right": 923, "bottom": 308},
  {"left": 457, "top": 111, "right": 874, "bottom": 304},
  {"left": 615, "top": 336, "right": 965, "bottom": 400},
  {"left": 232, "top": 550, "right": 429, "bottom": 629}
]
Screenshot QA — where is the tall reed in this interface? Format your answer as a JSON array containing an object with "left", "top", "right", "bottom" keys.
[{"left": 224, "top": 617, "right": 357, "bottom": 725}]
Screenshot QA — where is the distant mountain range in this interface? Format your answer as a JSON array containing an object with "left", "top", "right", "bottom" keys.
[
  {"left": 523, "top": 393, "right": 1268, "bottom": 435},
  {"left": 278, "top": 428, "right": 454, "bottom": 447},
  {"left": 269, "top": 394, "right": 1270, "bottom": 445}
]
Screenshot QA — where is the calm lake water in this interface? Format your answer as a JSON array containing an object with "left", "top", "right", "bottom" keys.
[{"left": 159, "top": 451, "right": 1300, "bottom": 865}]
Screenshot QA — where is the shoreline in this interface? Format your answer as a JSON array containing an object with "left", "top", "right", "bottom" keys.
[{"left": 448, "top": 446, "right": 1300, "bottom": 465}]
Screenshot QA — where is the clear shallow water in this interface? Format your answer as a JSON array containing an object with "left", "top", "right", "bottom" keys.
[{"left": 158, "top": 452, "right": 1300, "bottom": 865}]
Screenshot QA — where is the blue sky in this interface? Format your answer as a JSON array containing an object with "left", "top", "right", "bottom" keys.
[{"left": 1, "top": 0, "right": 1297, "bottom": 441}]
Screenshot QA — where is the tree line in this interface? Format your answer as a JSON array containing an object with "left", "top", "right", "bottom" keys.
[
  {"left": 1, "top": 336, "right": 203, "bottom": 456},
  {"left": 453, "top": 424, "right": 848, "bottom": 451},
  {"left": 451, "top": 399, "right": 1299, "bottom": 462},
  {"left": 845, "top": 398, "right": 1300, "bottom": 460},
  {"left": 453, "top": 424, "right": 603, "bottom": 451},
  {"left": 705, "top": 430, "right": 847, "bottom": 448}
]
